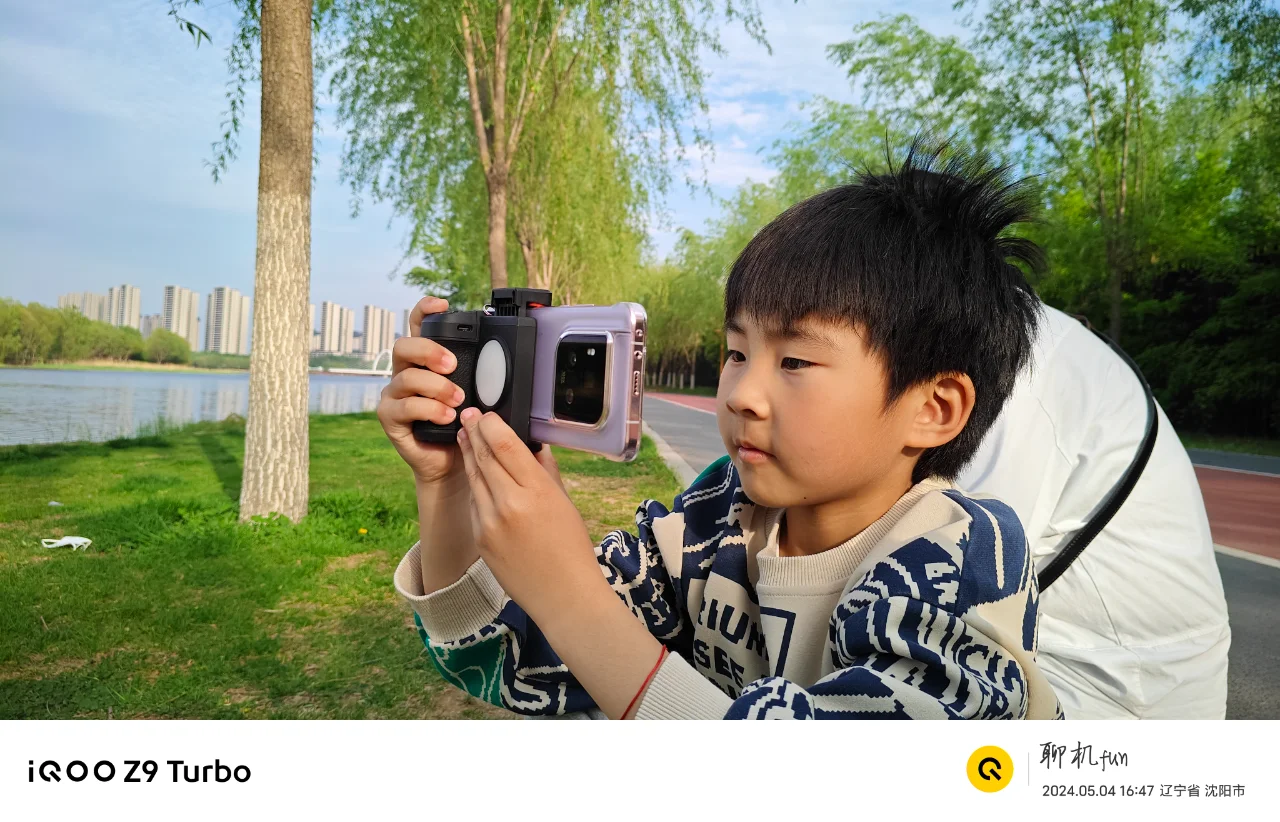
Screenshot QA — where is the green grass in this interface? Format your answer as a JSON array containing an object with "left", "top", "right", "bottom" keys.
[
  {"left": 0, "top": 413, "right": 682, "bottom": 719},
  {"left": 1180, "top": 433, "right": 1280, "bottom": 458},
  {"left": 648, "top": 383, "right": 717, "bottom": 398}
]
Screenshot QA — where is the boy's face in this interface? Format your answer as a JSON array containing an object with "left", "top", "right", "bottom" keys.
[{"left": 716, "top": 311, "right": 921, "bottom": 510}]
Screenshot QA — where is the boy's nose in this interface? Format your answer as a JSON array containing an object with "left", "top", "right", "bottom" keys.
[{"left": 724, "top": 379, "right": 768, "bottom": 420}]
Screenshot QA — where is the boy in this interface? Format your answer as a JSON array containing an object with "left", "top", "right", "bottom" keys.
[{"left": 380, "top": 142, "right": 1064, "bottom": 719}]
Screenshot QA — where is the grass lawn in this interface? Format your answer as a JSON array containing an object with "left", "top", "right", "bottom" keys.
[
  {"left": 648, "top": 384, "right": 717, "bottom": 398},
  {"left": 0, "top": 413, "right": 682, "bottom": 719},
  {"left": 1179, "top": 433, "right": 1280, "bottom": 458}
]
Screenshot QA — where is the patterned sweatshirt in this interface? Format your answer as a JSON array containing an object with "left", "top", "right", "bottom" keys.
[{"left": 394, "top": 455, "right": 1065, "bottom": 720}]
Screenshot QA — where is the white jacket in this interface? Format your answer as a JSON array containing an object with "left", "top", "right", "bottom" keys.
[{"left": 958, "top": 305, "right": 1231, "bottom": 719}]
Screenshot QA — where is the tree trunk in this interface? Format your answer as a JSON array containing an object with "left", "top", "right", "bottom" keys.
[
  {"left": 239, "top": 0, "right": 312, "bottom": 523},
  {"left": 487, "top": 174, "right": 509, "bottom": 289}
]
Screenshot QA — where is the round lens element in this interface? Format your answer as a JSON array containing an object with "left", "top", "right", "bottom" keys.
[
  {"left": 475, "top": 339, "right": 508, "bottom": 408},
  {"left": 566, "top": 388, "right": 574, "bottom": 405}
]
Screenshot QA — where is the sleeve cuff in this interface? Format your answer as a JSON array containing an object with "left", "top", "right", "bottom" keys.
[
  {"left": 633, "top": 651, "right": 734, "bottom": 720},
  {"left": 393, "top": 541, "right": 507, "bottom": 642}
]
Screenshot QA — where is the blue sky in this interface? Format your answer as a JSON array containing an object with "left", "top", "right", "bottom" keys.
[{"left": 0, "top": 0, "right": 965, "bottom": 331}]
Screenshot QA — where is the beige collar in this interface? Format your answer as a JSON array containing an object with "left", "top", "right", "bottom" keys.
[{"left": 753, "top": 477, "right": 953, "bottom": 591}]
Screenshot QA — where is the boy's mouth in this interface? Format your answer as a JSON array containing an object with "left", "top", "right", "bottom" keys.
[{"left": 734, "top": 438, "right": 773, "bottom": 463}]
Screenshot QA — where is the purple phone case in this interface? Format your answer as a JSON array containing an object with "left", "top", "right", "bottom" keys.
[{"left": 526, "top": 302, "right": 647, "bottom": 461}]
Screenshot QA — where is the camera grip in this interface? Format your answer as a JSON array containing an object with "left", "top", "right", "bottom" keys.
[{"left": 412, "top": 338, "right": 478, "bottom": 443}]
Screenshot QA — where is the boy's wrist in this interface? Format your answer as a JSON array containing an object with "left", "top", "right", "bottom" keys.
[
  {"left": 414, "top": 470, "right": 480, "bottom": 596},
  {"left": 414, "top": 469, "right": 469, "bottom": 501},
  {"left": 529, "top": 574, "right": 665, "bottom": 719}
]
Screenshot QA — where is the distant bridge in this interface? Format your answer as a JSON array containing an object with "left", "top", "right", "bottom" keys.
[{"left": 321, "top": 349, "right": 392, "bottom": 377}]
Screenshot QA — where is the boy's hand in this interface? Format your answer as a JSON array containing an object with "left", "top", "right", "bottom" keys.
[
  {"left": 455, "top": 407, "right": 665, "bottom": 711},
  {"left": 377, "top": 296, "right": 469, "bottom": 486},
  {"left": 454, "top": 407, "right": 601, "bottom": 621},
  {"left": 455, "top": 406, "right": 669, "bottom": 719}
]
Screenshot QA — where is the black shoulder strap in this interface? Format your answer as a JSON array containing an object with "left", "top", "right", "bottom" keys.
[{"left": 1036, "top": 316, "right": 1160, "bottom": 591}]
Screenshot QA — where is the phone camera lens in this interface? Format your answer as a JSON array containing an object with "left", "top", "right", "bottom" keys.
[
  {"left": 569, "top": 351, "right": 577, "bottom": 367},
  {"left": 566, "top": 388, "right": 574, "bottom": 405}
]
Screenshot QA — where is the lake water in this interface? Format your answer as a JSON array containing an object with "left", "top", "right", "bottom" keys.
[{"left": 0, "top": 368, "right": 391, "bottom": 446}]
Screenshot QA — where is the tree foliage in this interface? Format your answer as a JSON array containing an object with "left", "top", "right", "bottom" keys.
[
  {"left": 656, "top": 4, "right": 1278, "bottom": 436},
  {"left": 144, "top": 328, "right": 193, "bottom": 365},
  {"left": 331, "top": 0, "right": 765, "bottom": 292},
  {"left": 0, "top": 301, "right": 145, "bottom": 365}
]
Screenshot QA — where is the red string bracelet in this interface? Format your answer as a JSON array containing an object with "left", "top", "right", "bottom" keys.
[{"left": 622, "top": 645, "right": 668, "bottom": 720}]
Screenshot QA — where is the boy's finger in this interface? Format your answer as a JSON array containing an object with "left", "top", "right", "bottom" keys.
[
  {"left": 391, "top": 336, "right": 458, "bottom": 378},
  {"left": 407, "top": 296, "right": 449, "bottom": 339},
  {"left": 380, "top": 396, "right": 456, "bottom": 428},
  {"left": 456, "top": 424, "right": 494, "bottom": 515},
  {"left": 533, "top": 446, "right": 566, "bottom": 494},
  {"left": 474, "top": 412, "right": 544, "bottom": 489},
  {"left": 384, "top": 362, "right": 464, "bottom": 406},
  {"left": 461, "top": 410, "right": 521, "bottom": 498}
]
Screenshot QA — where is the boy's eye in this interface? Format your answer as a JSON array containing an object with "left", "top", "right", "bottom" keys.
[{"left": 781, "top": 357, "right": 811, "bottom": 371}]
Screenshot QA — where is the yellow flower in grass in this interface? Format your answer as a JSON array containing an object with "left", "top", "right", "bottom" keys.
[{"left": 358, "top": 528, "right": 368, "bottom": 535}]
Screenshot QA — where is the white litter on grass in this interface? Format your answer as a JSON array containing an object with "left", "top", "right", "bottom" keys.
[
  {"left": 48, "top": 501, "right": 64, "bottom": 507},
  {"left": 41, "top": 537, "right": 92, "bottom": 551}
]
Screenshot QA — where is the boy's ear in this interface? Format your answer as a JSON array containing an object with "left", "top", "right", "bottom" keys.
[{"left": 903, "top": 373, "right": 976, "bottom": 451}]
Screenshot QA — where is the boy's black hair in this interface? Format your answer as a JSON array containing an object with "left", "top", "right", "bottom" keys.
[{"left": 723, "top": 137, "right": 1045, "bottom": 482}]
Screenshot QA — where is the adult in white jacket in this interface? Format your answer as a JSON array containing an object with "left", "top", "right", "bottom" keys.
[{"left": 958, "top": 304, "right": 1232, "bottom": 719}]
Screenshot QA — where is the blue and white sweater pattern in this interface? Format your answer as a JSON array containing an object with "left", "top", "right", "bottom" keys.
[{"left": 396, "top": 455, "right": 1065, "bottom": 720}]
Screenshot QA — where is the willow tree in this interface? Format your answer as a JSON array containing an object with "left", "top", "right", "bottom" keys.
[
  {"left": 508, "top": 63, "right": 649, "bottom": 306},
  {"left": 332, "top": 0, "right": 766, "bottom": 291},
  {"left": 832, "top": 3, "right": 1174, "bottom": 342},
  {"left": 173, "top": 0, "right": 339, "bottom": 522}
]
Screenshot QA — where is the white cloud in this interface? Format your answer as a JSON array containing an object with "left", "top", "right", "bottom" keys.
[
  {"left": 707, "top": 100, "right": 769, "bottom": 130},
  {"left": 674, "top": 142, "right": 777, "bottom": 189}
]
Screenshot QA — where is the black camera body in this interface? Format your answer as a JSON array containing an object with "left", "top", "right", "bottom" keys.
[{"left": 412, "top": 288, "right": 550, "bottom": 451}]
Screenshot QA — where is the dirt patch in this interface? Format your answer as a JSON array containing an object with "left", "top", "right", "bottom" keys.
[
  {"left": 0, "top": 645, "right": 134, "bottom": 682},
  {"left": 424, "top": 685, "right": 510, "bottom": 720},
  {"left": 281, "top": 693, "right": 323, "bottom": 715},
  {"left": 223, "top": 686, "right": 265, "bottom": 706},
  {"left": 324, "top": 552, "right": 379, "bottom": 573}
]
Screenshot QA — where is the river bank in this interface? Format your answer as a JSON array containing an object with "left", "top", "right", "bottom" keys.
[
  {"left": 0, "top": 360, "right": 246, "bottom": 375},
  {"left": 0, "top": 412, "right": 681, "bottom": 719}
]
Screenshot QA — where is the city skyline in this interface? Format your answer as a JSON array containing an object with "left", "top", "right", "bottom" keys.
[
  {"left": 56, "top": 282, "right": 403, "bottom": 355},
  {"left": 361, "top": 305, "right": 395, "bottom": 357},
  {"left": 204, "top": 286, "right": 250, "bottom": 355},
  {"left": 163, "top": 285, "right": 201, "bottom": 351},
  {"left": 318, "top": 301, "right": 355, "bottom": 355}
]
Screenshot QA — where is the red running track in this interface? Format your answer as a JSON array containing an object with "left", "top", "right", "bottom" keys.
[
  {"left": 1196, "top": 467, "right": 1280, "bottom": 561},
  {"left": 647, "top": 392, "right": 1280, "bottom": 560}
]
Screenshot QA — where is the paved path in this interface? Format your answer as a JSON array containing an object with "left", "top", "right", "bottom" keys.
[{"left": 642, "top": 392, "right": 1279, "bottom": 719}]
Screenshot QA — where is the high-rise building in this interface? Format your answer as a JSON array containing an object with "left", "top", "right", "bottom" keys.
[
  {"left": 309, "top": 303, "right": 320, "bottom": 352},
  {"left": 204, "top": 287, "right": 251, "bottom": 355},
  {"left": 106, "top": 285, "right": 142, "bottom": 330},
  {"left": 141, "top": 314, "right": 163, "bottom": 338},
  {"left": 361, "top": 305, "right": 396, "bottom": 357},
  {"left": 57, "top": 292, "right": 107, "bottom": 322},
  {"left": 163, "top": 286, "right": 201, "bottom": 351},
  {"left": 403, "top": 308, "right": 413, "bottom": 338},
  {"left": 319, "top": 301, "right": 354, "bottom": 354}
]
